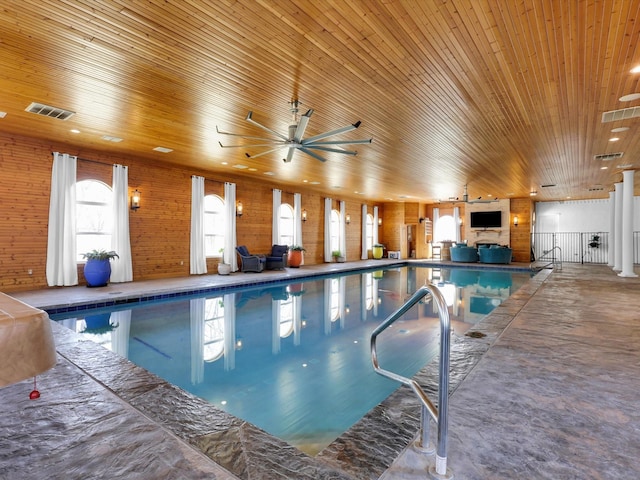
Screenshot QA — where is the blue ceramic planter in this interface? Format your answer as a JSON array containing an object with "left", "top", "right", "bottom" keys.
[{"left": 84, "top": 259, "right": 112, "bottom": 287}]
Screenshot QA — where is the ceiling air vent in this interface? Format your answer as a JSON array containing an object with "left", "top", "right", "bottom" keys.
[
  {"left": 540, "top": 184, "right": 556, "bottom": 188},
  {"left": 593, "top": 152, "right": 623, "bottom": 161},
  {"left": 25, "top": 102, "right": 75, "bottom": 120},
  {"left": 602, "top": 106, "right": 640, "bottom": 123},
  {"left": 588, "top": 185, "right": 604, "bottom": 192}
]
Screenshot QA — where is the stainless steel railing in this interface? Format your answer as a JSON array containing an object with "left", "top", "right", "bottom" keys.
[
  {"left": 370, "top": 283, "right": 453, "bottom": 479},
  {"left": 531, "top": 245, "right": 563, "bottom": 271}
]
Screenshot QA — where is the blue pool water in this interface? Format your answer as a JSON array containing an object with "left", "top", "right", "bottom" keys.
[{"left": 52, "top": 265, "right": 531, "bottom": 454}]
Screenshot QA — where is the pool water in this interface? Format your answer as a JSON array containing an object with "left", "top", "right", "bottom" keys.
[{"left": 52, "top": 265, "right": 531, "bottom": 454}]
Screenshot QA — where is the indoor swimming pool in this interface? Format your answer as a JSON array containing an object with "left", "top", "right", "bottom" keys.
[{"left": 52, "top": 265, "right": 532, "bottom": 455}]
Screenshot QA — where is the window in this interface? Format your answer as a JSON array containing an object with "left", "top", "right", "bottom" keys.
[
  {"left": 434, "top": 214, "right": 456, "bottom": 243},
  {"left": 76, "top": 179, "right": 113, "bottom": 261},
  {"left": 203, "top": 297, "right": 225, "bottom": 362},
  {"left": 365, "top": 213, "right": 374, "bottom": 251},
  {"left": 330, "top": 209, "right": 340, "bottom": 252},
  {"left": 330, "top": 278, "right": 340, "bottom": 322},
  {"left": 204, "top": 195, "right": 225, "bottom": 257},
  {"left": 278, "top": 203, "right": 294, "bottom": 246},
  {"left": 279, "top": 296, "right": 294, "bottom": 337}
]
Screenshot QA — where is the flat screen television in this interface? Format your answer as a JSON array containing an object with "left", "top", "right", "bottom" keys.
[{"left": 470, "top": 210, "right": 502, "bottom": 228}]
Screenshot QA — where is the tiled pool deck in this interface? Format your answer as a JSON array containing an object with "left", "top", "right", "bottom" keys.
[{"left": 3, "top": 260, "right": 639, "bottom": 479}]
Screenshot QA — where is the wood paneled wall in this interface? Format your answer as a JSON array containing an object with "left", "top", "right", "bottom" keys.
[{"left": 0, "top": 132, "right": 382, "bottom": 292}]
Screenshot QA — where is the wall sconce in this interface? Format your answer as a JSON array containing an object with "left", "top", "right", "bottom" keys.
[
  {"left": 302, "top": 209, "right": 307, "bottom": 222},
  {"left": 378, "top": 217, "right": 382, "bottom": 225},
  {"left": 345, "top": 214, "right": 351, "bottom": 225},
  {"left": 130, "top": 189, "right": 141, "bottom": 210},
  {"left": 236, "top": 201, "right": 243, "bottom": 217},
  {"left": 513, "top": 215, "right": 519, "bottom": 227}
]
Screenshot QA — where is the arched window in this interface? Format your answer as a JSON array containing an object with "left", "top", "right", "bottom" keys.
[
  {"left": 365, "top": 213, "right": 374, "bottom": 251},
  {"left": 278, "top": 203, "right": 294, "bottom": 246},
  {"left": 204, "top": 195, "right": 225, "bottom": 257},
  {"left": 203, "top": 297, "right": 225, "bottom": 362},
  {"left": 76, "top": 179, "right": 113, "bottom": 261},
  {"left": 330, "top": 209, "right": 340, "bottom": 253},
  {"left": 435, "top": 215, "right": 456, "bottom": 243},
  {"left": 330, "top": 278, "right": 340, "bottom": 322}
]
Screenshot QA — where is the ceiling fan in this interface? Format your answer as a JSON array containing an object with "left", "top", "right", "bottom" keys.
[
  {"left": 216, "top": 100, "right": 372, "bottom": 163},
  {"left": 441, "top": 184, "right": 499, "bottom": 204}
]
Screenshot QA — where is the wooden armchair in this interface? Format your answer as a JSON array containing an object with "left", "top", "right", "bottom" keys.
[{"left": 236, "top": 245, "right": 266, "bottom": 272}]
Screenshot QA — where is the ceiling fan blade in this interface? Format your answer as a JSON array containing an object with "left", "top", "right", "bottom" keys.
[
  {"left": 305, "top": 145, "right": 358, "bottom": 155},
  {"left": 246, "top": 111, "right": 290, "bottom": 141},
  {"left": 302, "top": 121, "right": 361, "bottom": 144},
  {"left": 219, "top": 141, "right": 283, "bottom": 149},
  {"left": 246, "top": 145, "right": 286, "bottom": 159},
  {"left": 298, "top": 147, "right": 327, "bottom": 162},
  {"left": 305, "top": 138, "right": 372, "bottom": 146},
  {"left": 292, "top": 109, "right": 313, "bottom": 143}
]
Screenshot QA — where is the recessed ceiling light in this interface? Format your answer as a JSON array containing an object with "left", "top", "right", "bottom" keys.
[
  {"left": 153, "top": 146, "right": 172, "bottom": 153},
  {"left": 221, "top": 161, "right": 228, "bottom": 165},
  {"left": 530, "top": 191, "right": 538, "bottom": 196},
  {"left": 70, "top": 129, "right": 80, "bottom": 134},
  {"left": 102, "top": 135, "right": 123, "bottom": 142},
  {"left": 264, "top": 171, "right": 275, "bottom": 176},
  {"left": 303, "top": 179, "right": 308, "bottom": 183},
  {"left": 609, "top": 137, "right": 620, "bottom": 142},
  {"left": 617, "top": 163, "right": 633, "bottom": 168},
  {"left": 601, "top": 166, "right": 608, "bottom": 170},
  {"left": 233, "top": 164, "right": 248, "bottom": 169},
  {"left": 0, "top": 111, "right": 7, "bottom": 118},
  {"left": 310, "top": 181, "right": 320, "bottom": 185},
  {"left": 248, "top": 167, "right": 257, "bottom": 171},
  {"left": 631, "top": 65, "right": 640, "bottom": 73},
  {"left": 619, "top": 93, "right": 640, "bottom": 102},
  {"left": 611, "top": 127, "right": 629, "bottom": 132}
]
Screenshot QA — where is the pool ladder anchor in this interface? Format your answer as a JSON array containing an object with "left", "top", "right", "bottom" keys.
[{"left": 370, "top": 284, "right": 454, "bottom": 480}]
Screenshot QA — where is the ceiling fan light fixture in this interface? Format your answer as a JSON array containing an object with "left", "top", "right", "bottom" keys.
[{"left": 217, "top": 101, "right": 372, "bottom": 163}]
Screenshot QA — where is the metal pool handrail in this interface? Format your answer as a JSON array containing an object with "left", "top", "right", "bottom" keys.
[{"left": 370, "top": 284, "right": 452, "bottom": 479}]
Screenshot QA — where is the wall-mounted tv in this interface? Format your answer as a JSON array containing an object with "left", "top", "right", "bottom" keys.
[{"left": 470, "top": 210, "right": 502, "bottom": 228}]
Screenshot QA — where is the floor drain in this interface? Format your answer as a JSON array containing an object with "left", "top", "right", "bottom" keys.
[{"left": 465, "top": 331, "right": 486, "bottom": 338}]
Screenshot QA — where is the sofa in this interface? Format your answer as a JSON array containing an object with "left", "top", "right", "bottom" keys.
[
  {"left": 450, "top": 244, "right": 479, "bottom": 263},
  {"left": 478, "top": 245, "right": 512, "bottom": 264}
]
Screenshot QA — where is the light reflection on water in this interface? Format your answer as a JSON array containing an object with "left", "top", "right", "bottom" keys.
[{"left": 53, "top": 266, "right": 531, "bottom": 455}]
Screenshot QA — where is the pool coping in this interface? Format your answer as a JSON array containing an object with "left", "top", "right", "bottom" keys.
[{"left": 43, "top": 262, "right": 550, "bottom": 480}]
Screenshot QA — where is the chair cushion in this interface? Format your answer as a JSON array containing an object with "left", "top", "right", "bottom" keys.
[
  {"left": 271, "top": 244, "right": 288, "bottom": 256},
  {"left": 237, "top": 245, "right": 250, "bottom": 256}
]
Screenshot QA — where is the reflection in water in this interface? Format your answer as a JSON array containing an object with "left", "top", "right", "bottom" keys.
[{"left": 55, "top": 266, "right": 530, "bottom": 455}]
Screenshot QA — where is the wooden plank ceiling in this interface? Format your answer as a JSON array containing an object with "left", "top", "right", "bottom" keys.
[{"left": 1, "top": 0, "right": 639, "bottom": 202}]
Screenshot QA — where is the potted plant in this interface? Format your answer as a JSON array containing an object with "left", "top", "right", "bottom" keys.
[
  {"left": 218, "top": 247, "right": 232, "bottom": 275},
  {"left": 82, "top": 249, "right": 119, "bottom": 287},
  {"left": 332, "top": 250, "right": 346, "bottom": 262},
  {"left": 288, "top": 245, "right": 305, "bottom": 268},
  {"left": 372, "top": 243, "right": 384, "bottom": 259},
  {"left": 81, "top": 313, "right": 119, "bottom": 334}
]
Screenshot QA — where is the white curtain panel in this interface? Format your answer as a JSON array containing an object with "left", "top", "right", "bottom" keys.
[
  {"left": 293, "top": 295, "right": 302, "bottom": 346},
  {"left": 189, "top": 175, "right": 207, "bottom": 274},
  {"left": 271, "top": 301, "right": 281, "bottom": 355},
  {"left": 224, "top": 182, "right": 238, "bottom": 271},
  {"left": 373, "top": 206, "right": 379, "bottom": 245},
  {"left": 339, "top": 200, "right": 346, "bottom": 260},
  {"left": 361, "top": 204, "right": 368, "bottom": 259},
  {"left": 453, "top": 206, "right": 461, "bottom": 243},
  {"left": 293, "top": 193, "right": 302, "bottom": 247},
  {"left": 110, "top": 164, "right": 133, "bottom": 282},
  {"left": 324, "top": 197, "right": 332, "bottom": 262},
  {"left": 272, "top": 188, "right": 281, "bottom": 245},
  {"left": 189, "top": 297, "right": 205, "bottom": 385},
  {"left": 323, "top": 278, "right": 332, "bottom": 335},
  {"left": 46, "top": 152, "right": 78, "bottom": 286},
  {"left": 433, "top": 207, "right": 440, "bottom": 243}
]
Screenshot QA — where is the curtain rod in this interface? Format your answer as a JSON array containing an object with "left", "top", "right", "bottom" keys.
[{"left": 51, "top": 152, "right": 112, "bottom": 167}]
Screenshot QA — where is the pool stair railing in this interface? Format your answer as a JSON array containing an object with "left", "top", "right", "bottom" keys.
[
  {"left": 370, "top": 284, "right": 453, "bottom": 480},
  {"left": 531, "top": 245, "right": 563, "bottom": 272}
]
